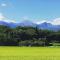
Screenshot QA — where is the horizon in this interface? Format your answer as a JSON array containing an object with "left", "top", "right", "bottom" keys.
[
  {"left": 0, "top": 19, "right": 59, "bottom": 25},
  {"left": 0, "top": 0, "right": 60, "bottom": 25}
]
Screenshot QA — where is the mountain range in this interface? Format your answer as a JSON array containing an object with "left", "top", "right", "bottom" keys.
[{"left": 0, "top": 20, "right": 60, "bottom": 31}]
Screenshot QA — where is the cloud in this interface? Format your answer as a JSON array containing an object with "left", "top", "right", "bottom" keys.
[
  {"left": 34, "top": 20, "right": 46, "bottom": 24},
  {"left": 33, "top": 19, "right": 50, "bottom": 24},
  {"left": 2, "top": 19, "right": 16, "bottom": 23},
  {"left": 0, "top": 13, "right": 5, "bottom": 20},
  {"left": 50, "top": 18, "right": 60, "bottom": 25},
  {"left": 0, "top": 13, "right": 60, "bottom": 25},
  {"left": 0, "top": 13, "right": 16, "bottom": 23},
  {"left": 22, "top": 16, "right": 29, "bottom": 20},
  {"left": 1, "top": 3, "right": 7, "bottom": 7},
  {"left": 34, "top": 18, "right": 60, "bottom": 25}
]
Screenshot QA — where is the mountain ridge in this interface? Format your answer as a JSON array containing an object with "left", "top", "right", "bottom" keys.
[{"left": 0, "top": 20, "right": 60, "bottom": 31}]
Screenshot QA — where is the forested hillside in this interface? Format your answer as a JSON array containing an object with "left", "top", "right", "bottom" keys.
[{"left": 0, "top": 25, "right": 60, "bottom": 46}]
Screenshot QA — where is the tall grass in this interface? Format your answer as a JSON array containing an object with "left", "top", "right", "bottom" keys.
[
  {"left": 0, "top": 56, "right": 60, "bottom": 60},
  {"left": 0, "top": 47, "right": 60, "bottom": 60}
]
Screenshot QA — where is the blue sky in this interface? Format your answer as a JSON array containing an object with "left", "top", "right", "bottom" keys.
[{"left": 0, "top": 0, "right": 60, "bottom": 25}]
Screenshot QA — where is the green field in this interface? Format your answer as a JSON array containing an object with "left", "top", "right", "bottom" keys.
[{"left": 0, "top": 47, "right": 60, "bottom": 60}]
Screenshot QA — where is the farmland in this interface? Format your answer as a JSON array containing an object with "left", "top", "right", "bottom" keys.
[{"left": 0, "top": 47, "right": 60, "bottom": 60}]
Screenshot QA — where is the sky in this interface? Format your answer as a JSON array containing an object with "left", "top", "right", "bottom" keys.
[{"left": 0, "top": 0, "right": 60, "bottom": 25}]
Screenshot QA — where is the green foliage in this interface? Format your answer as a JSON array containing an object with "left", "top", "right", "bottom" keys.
[{"left": 0, "top": 25, "right": 60, "bottom": 46}]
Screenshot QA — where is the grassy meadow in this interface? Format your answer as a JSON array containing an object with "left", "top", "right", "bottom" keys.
[{"left": 0, "top": 47, "right": 60, "bottom": 60}]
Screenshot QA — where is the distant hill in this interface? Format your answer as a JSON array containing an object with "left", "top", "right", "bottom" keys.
[
  {"left": 0, "top": 21, "right": 17, "bottom": 28},
  {"left": 37, "top": 22, "right": 60, "bottom": 31},
  {"left": 0, "top": 20, "right": 60, "bottom": 31},
  {"left": 17, "top": 20, "right": 36, "bottom": 27}
]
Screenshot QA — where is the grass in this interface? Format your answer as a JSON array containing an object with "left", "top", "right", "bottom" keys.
[{"left": 0, "top": 46, "right": 60, "bottom": 60}]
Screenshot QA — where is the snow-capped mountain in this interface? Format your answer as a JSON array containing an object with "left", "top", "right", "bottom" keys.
[
  {"left": 17, "top": 20, "right": 36, "bottom": 27},
  {"left": 0, "top": 21, "right": 17, "bottom": 28},
  {"left": 37, "top": 22, "right": 60, "bottom": 31},
  {"left": 0, "top": 20, "right": 60, "bottom": 31}
]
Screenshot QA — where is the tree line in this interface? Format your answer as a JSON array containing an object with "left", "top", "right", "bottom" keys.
[{"left": 0, "top": 25, "right": 60, "bottom": 46}]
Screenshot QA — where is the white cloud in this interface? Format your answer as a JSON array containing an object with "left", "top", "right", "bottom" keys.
[
  {"left": 2, "top": 19, "right": 16, "bottom": 23},
  {"left": 34, "top": 18, "right": 60, "bottom": 25},
  {"left": 34, "top": 20, "right": 46, "bottom": 24},
  {"left": 1, "top": 3, "right": 7, "bottom": 7},
  {"left": 0, "top": 13, "right": 60, "bottom": 25},
  {"left": 22, "top": 16, "right": 29, "bottom": 20},
  {"left": 0, "top": 13, "right": 5, "bottom": 20},
  {"left": 34, "top": 19, "right": 50, "bottom": 24},
  {"left": 50, "top": 18, "right": 60, "bottom": 25},
  {"left": 9, "top": 20, "right": 16, "bottom": 23},
  {"left": 0, "top": 13, "right": 16, "bottom": 23}
]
